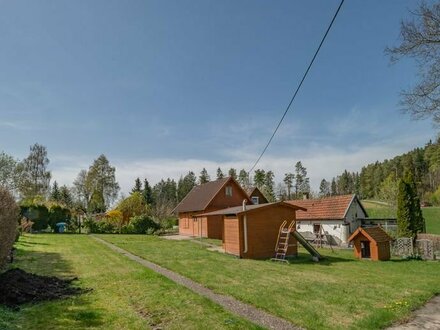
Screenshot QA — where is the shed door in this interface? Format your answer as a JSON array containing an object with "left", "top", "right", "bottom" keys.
[{"left": 361, "top": 241, "right": 371, "bottom": 258}]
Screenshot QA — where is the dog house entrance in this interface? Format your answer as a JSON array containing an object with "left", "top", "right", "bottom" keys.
[{"left": 360, "top": 241, "right": 371, "bottom": 258}]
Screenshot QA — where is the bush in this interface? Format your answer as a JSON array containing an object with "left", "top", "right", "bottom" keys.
[
  {"left": 48, "top": 205, "right": 71, "bottom": 232},
  {"left": 83, "top": 216, "right": 118, "bottom": 234},
  {"left": 20, "top": 204, "right": 49, "bottom": 231},
  {"left": 124, "top": 215, "right": 159, "bottom": 234},
  {"left": 0, "top": 187, "right": 19, "bottom": 268}
]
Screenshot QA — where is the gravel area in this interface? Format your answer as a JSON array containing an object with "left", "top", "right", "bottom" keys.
[
  {"left": 387, "top": 295, "right": 440, "bottom": 329},
  {"left": 92, "top": 235, "right": 300, "bottom": 330}
]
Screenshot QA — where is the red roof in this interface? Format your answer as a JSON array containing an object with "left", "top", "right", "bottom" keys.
[{"left": 287, "top": 194, "right": 364, "bottom": 221}]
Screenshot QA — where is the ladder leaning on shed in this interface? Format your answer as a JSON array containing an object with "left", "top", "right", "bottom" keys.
[{"left": 271, "top": 220, "right": 296, "bottom": 263}]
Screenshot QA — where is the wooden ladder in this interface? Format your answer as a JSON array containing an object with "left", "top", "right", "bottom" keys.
[{"left": 271, "top": 220, "right": 296, "bottom": 263}]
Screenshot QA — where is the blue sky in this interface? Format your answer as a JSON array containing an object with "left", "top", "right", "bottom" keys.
[{"left": 0, "top": 0, "right": 437, "bottom": 193}]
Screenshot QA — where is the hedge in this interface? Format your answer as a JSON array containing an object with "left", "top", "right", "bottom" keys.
[{"left": 0, "top": 187, "right": 19, "bottom": 269}]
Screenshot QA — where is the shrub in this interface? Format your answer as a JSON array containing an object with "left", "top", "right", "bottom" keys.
[
  {"left": 0, "top": 187, "right": 19, "bottom": 268},
  {"left": 126, "top": 215, "right": 159, "bottom": 234},
  {"left": 48, "top": 204, "right": 71, "bottom": 232},
  {"left": 20, "top": 204, "right": 49, "bottom": 231}
]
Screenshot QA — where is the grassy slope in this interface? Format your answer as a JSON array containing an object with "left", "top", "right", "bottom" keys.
[
  {"left": 363, "top": 200, "right": 440, "bottom": 235},
  {"left": 101, "top": 234, "right": 440, "bottom": 330},
  {"left": 0, "top": 234, "right": 259, "bottom": 330}
]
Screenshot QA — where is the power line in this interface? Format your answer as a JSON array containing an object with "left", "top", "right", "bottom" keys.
[{"left": 248, "top": 0, "right": 345, "bottom": 174}]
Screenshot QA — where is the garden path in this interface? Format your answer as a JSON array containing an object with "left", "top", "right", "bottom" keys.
[
  {"left": 91, "top": 235, "right": 300, "bottom": 330},
  {"left": 388, "top": 295, "right": 440, "bottom": 329}
]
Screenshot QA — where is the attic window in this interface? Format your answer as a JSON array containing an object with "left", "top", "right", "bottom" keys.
[
  {"left": 251, "top": 196, "right": 259, "bottom": 204},
  {"left": 225, "top": 186, "right": 233, "bottom": 196}
]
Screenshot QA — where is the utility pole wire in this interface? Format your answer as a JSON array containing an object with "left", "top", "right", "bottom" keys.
[{"left": 248, "top": 0, "right": 345, "bottom": 175}]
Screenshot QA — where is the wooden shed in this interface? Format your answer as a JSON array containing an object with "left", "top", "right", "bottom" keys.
[
  {"left": 201, "top": 202, "right": 306, "bottom": 259},
  {"left": 348, "top": 226, "right": 393, "bottom": 261}
]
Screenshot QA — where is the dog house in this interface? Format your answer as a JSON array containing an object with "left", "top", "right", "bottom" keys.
[
  {"left": 348, "top": 226, "right": 392, "bottom": 261},
  {"left": 200, "top": 201, "right": 306, "bottom": 259}
]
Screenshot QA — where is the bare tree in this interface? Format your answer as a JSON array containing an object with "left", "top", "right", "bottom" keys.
[{"left": 387, "top": 2, "right": 440, "bottom": 124}]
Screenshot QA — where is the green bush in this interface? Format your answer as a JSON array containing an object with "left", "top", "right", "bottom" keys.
[
  {"left": 48, "top": 205, "right": 71, "bottom": 232},
  {"left": 125, "top": 215, "right": 159, "bottom": 234},
  {"left": 20, "top": 204, "right": 49, "bottom": 231},
  {"left": 0, "top": 187, "right": 19, "bottom": 268},
  {"left": 84, "top": 217, "right": 118, "bottom": 234}
]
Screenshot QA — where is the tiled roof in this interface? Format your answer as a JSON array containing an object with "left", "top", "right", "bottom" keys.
[
  {"left": 348, "top": 226, "right": 393, "bottom": 243},
  {"left": 286, "top": 195, "right": 358, "bottom": 220}
]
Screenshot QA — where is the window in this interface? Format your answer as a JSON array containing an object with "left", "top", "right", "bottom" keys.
[
  {"left": 225, "top": 186, "right": 233, "bottom": 196},
  {"left": 313, "top": 224, "right": 321, "bottom": 234},
  {"left": 251, "top": 196, "right": 259, "bottom": 204}
]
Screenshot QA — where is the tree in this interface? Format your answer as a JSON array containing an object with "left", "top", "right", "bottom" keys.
[
  {"left": 397, "top": 172, "right": 425, "bottom": 237},
  {"left": 228, "top": 168, "right": 237, "bottom": 180},
  {"left": 387, "top": 2, "right": 440, "bottom": 124},
  {"left": 0, "top": 151, "right": 19, "bottom": 192},
  {"left": 177, "top": 171, "right": 196, "bottom": 202},
  {"left": 59, "top": 185, "right": 73, "bottom": 208},
  {"left": 17, "top": 143, "right": 51, "bottom": 199},
  {"left": 253, "top": 169, "right": 265, "bottom": 189},
  {"left": 132, "top": 178, "right": 142, "bottom": 194},
  {"left": 143, "top": 179, "right": 154, "bottom": 205},
  {"left": 116, "top": 192, "right": 148, "bottom": 224},
  {"left": 199, "top": 168, "right": 210, "bottom": 184},
  {"left": 73, "top": 169, "right": 92, "bottom": 210},
  {"left": 319, "top": 179, "right": 330, "bottom": 197},
  {"left": 283, "top": 173, "right": 295, "bottom": 199},
  {"left": 152, "top": 178, "right": 177, "bottom": 220},
  {"left": 263, "top": 171, "right": 275, "bottom": 202},
  {"left": 216, "top": 167, "right": 224, "bottom": 180},
  {"left": 50, "top": 181, "right": 61, "bottom": 202},
  {"left": 294, "top": 161, "right": 310, "bottom": 197},
  {"left": 378, "top": 174, "right": 398, "bottom": 208},
  {"left": 331, "top": 178, "right": 337, "bottom": 195},
  {"left": 0, "top": 187, "right": 19, "bottom": 268},
  {"left": 238, "top": 169, "right": 250, "bottom": 189}
]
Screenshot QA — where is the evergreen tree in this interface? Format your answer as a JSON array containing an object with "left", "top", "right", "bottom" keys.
[
  {"left": 263, "top": 171, "right": 275, "bottom": 202},
  {"left": 199, "top": 168, "right": 210, "bottom": 184},
  {"left": 228, "top": 168, "right": 237, "bottom": 180},
  {"left": 319, "top": 179, "right": 330, "bottom": 197},
  {"left": 331, "top": 178, "right": 337, "bottom": 196},
  {"left": 216, "top": 167, "right": 224, "bottom": 180},
  {"left": 397, "top": 172, "right": 425, "bottom": 237},
  {"left": 177, "top": 171, "right": 197, "bottom": 202},
  {"left": 143, "top": 178, "right": 154, "bottom": 205},
  {"left": 51, "top": 181, "right": 61, "bottom": 201},
  {"left": 132, "top": 178, "right": 142, "bottom": 194},
  {"left": 238, "top": 169, "right": 250, "bottom": 188},
  {"left": 59, "top": 185, "right": 73, "bottom": 208},
  {"left": 253, "top": 169, "right": 265, "bottom": 189},
  {"left": 294, "top": 161, "right": 310, "bottom": 197},
  {"left": 283, "top": 173, "right": 294, "bottom": 199}
]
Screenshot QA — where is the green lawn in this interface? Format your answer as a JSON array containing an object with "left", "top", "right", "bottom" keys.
[
  {"left": 363, "top": 200, "right": 440, "bottom": 235},
  {"left": 0, "top": 234, "right": 259, "bottom": 330},
  {"left": 101, "top": 234, "right": 440, "bottom": 330}
]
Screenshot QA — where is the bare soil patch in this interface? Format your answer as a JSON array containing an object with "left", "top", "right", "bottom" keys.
[{"left": 0, "top": 268, "right": 87, "bottom": 309}]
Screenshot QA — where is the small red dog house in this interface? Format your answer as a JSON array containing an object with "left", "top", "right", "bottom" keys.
[{"left": 348, "top": 226, "right": 392, "bottom": 261}]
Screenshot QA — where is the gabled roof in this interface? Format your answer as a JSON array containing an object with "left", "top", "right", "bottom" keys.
[
  {"left": 348, "top": 226, "right": 393, "bottom": 243},
  {"left": 199, "top": 201, "right": 306, "bottom": 216},
  {"left": 286, "top": 194, "right": 367, "bottom": 221},
  {"left": 173, "top": 177, "right": 250, "bottom": 213}
]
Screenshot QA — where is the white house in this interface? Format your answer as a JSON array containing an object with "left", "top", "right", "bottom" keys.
[{"left": 287, "top": 194, "right": 368, "bottom": 246}]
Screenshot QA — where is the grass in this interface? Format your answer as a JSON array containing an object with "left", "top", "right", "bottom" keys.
[
  {"left": 362, "top": 200, "right": 440, "bottom": 235},
  {"left": 101, "top": 234, "right": 440, "bottom": 330},
  {"left": 0, "top": 234, "right": 260, "bottom": 330}
]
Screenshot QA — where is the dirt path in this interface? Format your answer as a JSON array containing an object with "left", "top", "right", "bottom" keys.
[
  {"left": 92, "top": 236, "right": 300, "bottom": 330},
  {"left": 388, "top": 295, "right": 440, "bottom": 329}
]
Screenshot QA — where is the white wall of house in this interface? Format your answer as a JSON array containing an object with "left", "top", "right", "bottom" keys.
[{"left": 297, "top": 197, "right": 367, "bottom": 245}]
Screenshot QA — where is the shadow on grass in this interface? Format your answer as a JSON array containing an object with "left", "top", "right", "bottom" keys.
[{"left": 4, "top": 248, "right": 105, "bottom": 329}]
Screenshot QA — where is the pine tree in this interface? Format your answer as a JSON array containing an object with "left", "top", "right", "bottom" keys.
[
  {"left": 238, "top": 169, "right": 249, "bottom": 188},
  {"left": 263, "top": 171, "right": 275, "bottom": 202},
  {"left": 216, "top": 167, "right": 224, "bottom": 180},
  {"left": 319, "top": 179, "right": 330, "bottom": 197},
  {"left": 143, "top": 178, "right": 154, "bottom": 205},
  {"left": 132, "top": 178, "right": 142, "bottom": 194},
  {"left": 331, "top": 178, "right": 337, "bottom": 196},
  {"left": 51, "top": 181, "right": 61, "bottom": 201},
  {"left": 59, "top": 185, "right": 73, "bottom": 208},
  {"left": 294, "top": 161, "right": 310, "bottom": 197},
  {"left": 199, "top": 168, "right": 210, "bottom": 184},
  {"left": 177, "top": 171, "right": 197, "bottom": 202},
  {"left": 253, "top": 169, "right": 265, "bottom": 189},
  {"left": 228, "top": 168, "right": 237, "bottom": 180},
  {"left": 283, "top": 173, "right": 294, "bottom": 199}
]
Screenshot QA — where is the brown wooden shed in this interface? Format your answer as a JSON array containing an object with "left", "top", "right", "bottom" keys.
[
  {"left": 348, "top": 226, "right": 393, "bottom": 261},
  {"left": 201, "top": 202, "right": 306, "bottom": 259}
]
